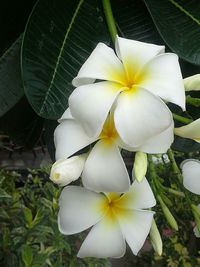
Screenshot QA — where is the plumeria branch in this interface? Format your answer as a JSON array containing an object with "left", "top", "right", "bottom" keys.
[{"left": 102, "top": 0, "right": 117, "bottom": 44}]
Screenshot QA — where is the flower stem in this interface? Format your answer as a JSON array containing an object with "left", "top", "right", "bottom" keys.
[
  {"left": 172, "top": 113, "right": 193, "bottom": 124},
  {"left": 163, "top": 187, "right": 185, "bottom": 198},
  {"left": 167, "top": 149, "right": 196, "bottom": 207},
  {"left": 102, "top": 0, "right": 117, "bottom": 44},
  {"left": 186, "top": 95, "right": 200, "bottom": 107}
]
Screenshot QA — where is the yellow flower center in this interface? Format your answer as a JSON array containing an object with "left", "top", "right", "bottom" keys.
[
  {"left": 99, "top": 114, "right": 118, "bottom": 144},
  {"left": 103, "top": 193, "right": 126, "bottom": 223}
]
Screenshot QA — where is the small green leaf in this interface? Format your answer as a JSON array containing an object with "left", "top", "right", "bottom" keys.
[
  {"left": 69, "top": 258, "right": 79, "bottom": 267},
  {"left": 23, "top": 207, "right": 33, "bottom": 227},
  {"left": 22, "top": 245, "right": 33, "bottom": 267},
  {"left": 30, "top": 207, "right": 44, "bottom": 227},
  {"left": 0, "top": 188, "right": 11, "bottom": 198},
  {"left": 2, "top": 227, "right": 10, "bottom": 250}
]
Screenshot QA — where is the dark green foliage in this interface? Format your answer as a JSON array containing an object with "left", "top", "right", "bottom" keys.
[
  {"left": 0, "top": 169, "right": 110, "bottom": 267},
  {"left": 144, "top": 0, "right": 200, "bottom": 65}
]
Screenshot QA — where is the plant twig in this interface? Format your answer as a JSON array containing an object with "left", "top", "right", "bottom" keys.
[{"left": 102, "top": 0, "right": 117, "bottom": 44}]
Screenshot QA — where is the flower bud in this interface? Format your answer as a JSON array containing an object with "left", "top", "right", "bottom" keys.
[
  {"left": 133, "top": 151, "right": 147, "bottom": 182},
  {"left": 158, "top": 195, "right": 178, "bottom": 231},
  {"left": 50, "top": 154, "right": 87, "bottom": 186},
  {"left": 150, "top": 219, "right": 163, "bottom": 256},
  {"left": 174, "top": 119, "right": 200, "bottom": 143},
  {"left": 184, "top": 74, "right": 200, "bottom": 91}
]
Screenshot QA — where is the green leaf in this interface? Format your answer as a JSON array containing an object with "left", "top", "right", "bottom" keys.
[
  {"left": 22, "top": 245, "right": 33, "bottom": 267},
  {"left": 172, "top": 135, "right": 200, "bottom": 153},
  {"left": 0, "top": 188, "right": 11, "bottom": 198},
  {"left": 30, "top": 207, "right": 44, "bottom": 227},
  {"left": 23, "top": 207, "right": 33, "bottom": 227},
  {"left": 112, "top": 0, "right": 163, "bottom": 44},
  {"left": 0, "top": 36, "right": 24, "bottom": 117},
  {"left": 69, "top": 258, "right": 80, "bottom": 267},
  {"left": 144, "top": 0, "right": 200, "bottom": 65},
  {"left": 22, "top": 0, "right": 109, "bottom": 119}
]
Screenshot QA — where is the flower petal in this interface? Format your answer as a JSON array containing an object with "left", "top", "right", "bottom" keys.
[
  {"left": 69, "top": 82, "right": 122, "bottom": 138},
  {"left": 78, "top": 215, "right": 126, "bottom": 258},
  {"left": 54, "top": 120, "right": 96, "bottom": 160},
  {"left": 58, "top": 186, "right": 106, "bottom": 234},
  {"left": 174, "top": 119, "right": 200, "bottom": 143},
  {"left": 117, "top": 178, "right": 156, "bottom": 209},
  {"left": 117, "top": 209, "right": 154, "bottom": 255},
  {"left": 118, "top": 121, "right": 174, "bottom": 154},
  {"left": 115, "top": 36, "right": 164, "bottom": 82},
  {"left": 114, "top": 88, "right": 172, "bottom": 147},
  {"left": 72, "top": 43, "right": 127, "bottom": 87},
  {"left": 137, "top": 121, "right": 174, "bottom": 153},
  {"left": 138, "top": 53, "right": 185, "bottom": 110},
  {"left": 181, "top": 159, "right": 200, "bottom": 195},
  {"left": 82, "top": 140, "right": 130, "bottom": 192},
  {"left": 58, "top": 108, "right": 73, "bottom": 123}
]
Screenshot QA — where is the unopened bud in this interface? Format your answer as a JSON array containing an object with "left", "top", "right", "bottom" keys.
[
  {"left": 150, "top": 219, "right": 163, "bottom": 256},
  {"left": 133, "top": 151, "right": 147, "bottom": 182},
  {"left": 50, "top": 154, "right": 87, "bottom": 186},
  {"left": 184, "top": 74, "right": 200, "bottom": 91},
  {"left": 158, "top": 195, "right": 178, "bottom": 231}
]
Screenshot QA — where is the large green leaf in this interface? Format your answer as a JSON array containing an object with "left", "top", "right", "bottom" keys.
[
  {"left": 22, "top": 0, "right": 109, "bottom": 119},
  {"left": 0, "top": 36, "right": 24, "bottom": 117},
  {"left": 144, "top": 0, "right": 200, "bottom": 65},
  {"left": 112, "top": 0, "right": 163, "bottom": 44}
]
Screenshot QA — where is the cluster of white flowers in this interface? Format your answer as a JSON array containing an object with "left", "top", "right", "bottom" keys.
[{"left": 49, "top": 36, "right": 200, "bottom": 258}]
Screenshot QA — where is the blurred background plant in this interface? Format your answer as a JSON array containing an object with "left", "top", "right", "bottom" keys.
[
  {"left": 0, "top": 166, "right": 199, "bottom": 267},
  {"left": 0, "top": 168, "right": 110, "bottom": 267}
]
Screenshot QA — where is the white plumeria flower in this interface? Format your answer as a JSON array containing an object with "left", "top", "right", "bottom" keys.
[
  {"left": 58, "top": 178, "right": 156, "bottom": 258},
  {"left": 50, "top": 154, "right": 87, "bottom": 186},
  {"left": 181, "top": 159, "right": 200, "bottom": 195},
  {"left": 175, "top": 118, "right": 200, "bottom": 143},
  {"left": 69, "top": 36, "right": 185, "bottom": 148},
  {"left": 55, "top": 112, "right": 130, "bottom": 192},
  {"left": 55, "top": 109, "right": 174, "bottom": 192}
]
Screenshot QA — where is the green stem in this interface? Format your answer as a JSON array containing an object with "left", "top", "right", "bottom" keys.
[
  {"left": 172, "top": 113, "right": 193, "bottom": 124},
  {"left": 148, "top": 155, "right": 184, "bottom": 198},
  {"left": 167, "top": 149, "right": 183, "bottom": 184},
  {"left": 163, "top": 187, "right": 185, "bottom": 198},
  {"left": 186, "top": 95, "right": 200, "bottom": 107},
  {"left": 167, "top": 149, "right": 195, "bottom": 209},
  {"left": 102, "top": 0, "right": 117, "bottom": 44}
]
